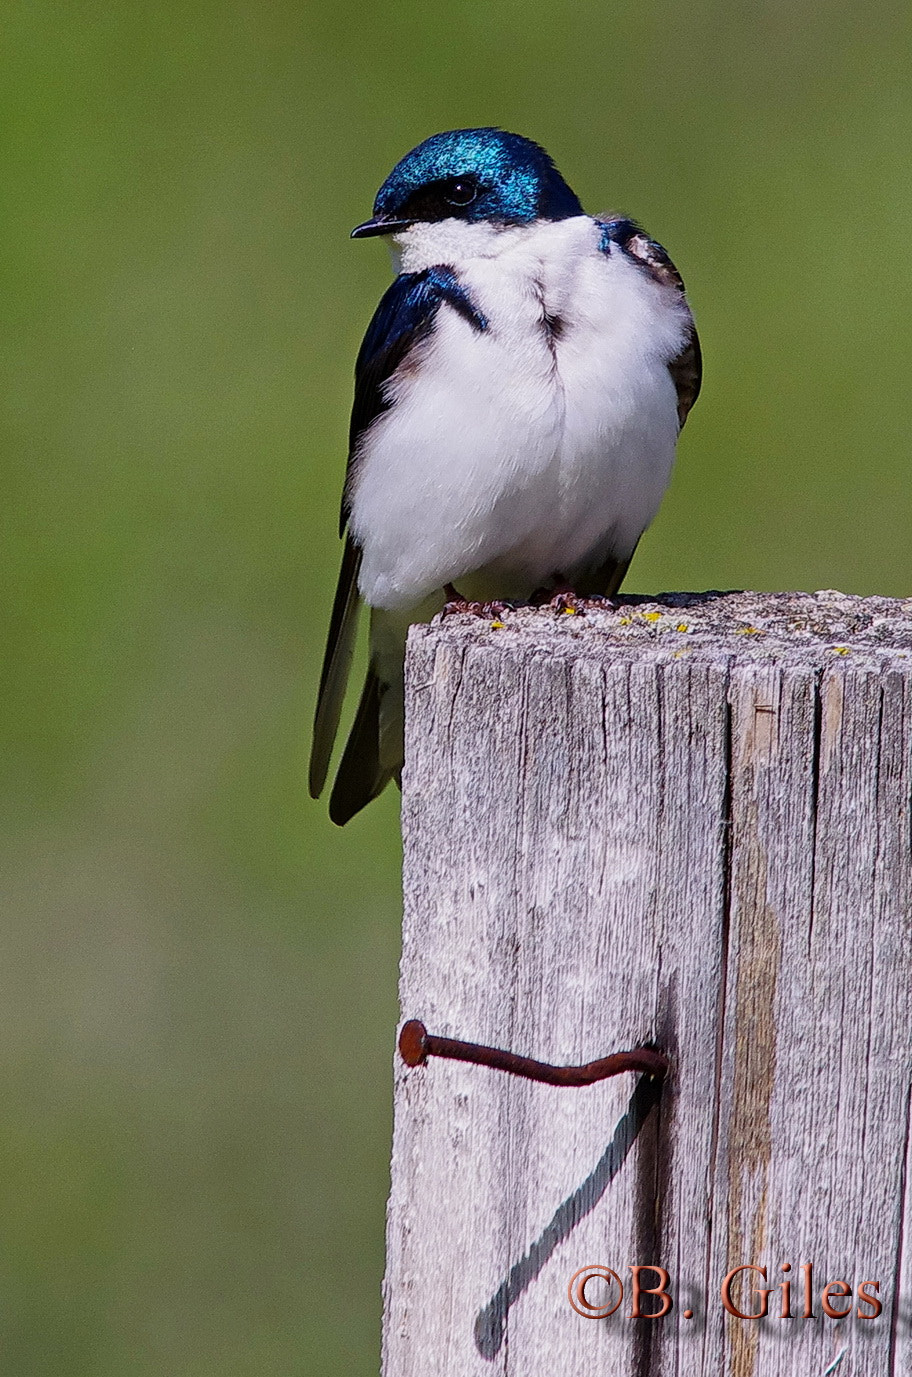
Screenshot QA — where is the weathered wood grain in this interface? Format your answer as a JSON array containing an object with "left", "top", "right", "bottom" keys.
[{"left": 383, "top": 591, "right": 912, "bottom": 1377}]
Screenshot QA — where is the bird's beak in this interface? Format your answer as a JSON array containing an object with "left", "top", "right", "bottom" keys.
[{"left": 351, "top": 215, "right": 413, "bottom": 239}]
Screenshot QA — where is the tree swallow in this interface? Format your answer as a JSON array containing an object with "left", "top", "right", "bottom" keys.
[{"left": 310, "top": 128, "right": 701, "bottom": 824}]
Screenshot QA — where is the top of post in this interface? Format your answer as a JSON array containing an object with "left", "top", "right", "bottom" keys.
[{"left": 407, "top": 590, "right": 912, "bottom": 671}]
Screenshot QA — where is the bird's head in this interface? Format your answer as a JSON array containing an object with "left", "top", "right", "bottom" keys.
[{"left": 351, "top": 128, "right": 583, "bottom": 240}]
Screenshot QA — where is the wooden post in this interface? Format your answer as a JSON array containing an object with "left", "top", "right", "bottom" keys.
[{"left": 383, "top": 591, "right": 912, "bottom": 1377}]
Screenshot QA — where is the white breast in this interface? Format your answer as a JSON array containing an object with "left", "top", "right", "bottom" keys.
[{"left": 349, "top": 216, "right": 692, "bottom": 611}]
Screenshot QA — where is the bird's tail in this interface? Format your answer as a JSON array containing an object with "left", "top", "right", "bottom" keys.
[
  {"left": 328, "top": 664, "right": 399, "bottom": 825},
  {"left": 327, "top": 600, "right": 432, "bottom": 825}
]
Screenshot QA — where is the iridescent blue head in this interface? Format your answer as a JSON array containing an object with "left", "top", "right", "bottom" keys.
[{"left": 351, "top": 128, "right": 584, "bottom": 238}]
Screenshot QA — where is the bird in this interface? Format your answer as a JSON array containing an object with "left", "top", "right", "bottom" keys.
[{"left": 310, "top": 127, "right": 701, "bottom": 825}]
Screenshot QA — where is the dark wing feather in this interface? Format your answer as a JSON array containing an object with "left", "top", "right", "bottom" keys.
[
  {"left": 312, "top": 268, "right": 486, "bottom": 810},
  {"left": 308, "top": 535, "right": 362, "bottom": 798},
  {"left": 328, "top": 665, "right": 387, "bottom": 825},
  {"left": 597, "top": 217, "right": 702, "bottom": 428},
  {"left": 574, "top": 547, "right": 636, "bottom": 599}
]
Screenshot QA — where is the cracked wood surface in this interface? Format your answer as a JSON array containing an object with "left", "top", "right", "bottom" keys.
[{"left": 383, "top": 591, "right": 912, "bottom": 1377}]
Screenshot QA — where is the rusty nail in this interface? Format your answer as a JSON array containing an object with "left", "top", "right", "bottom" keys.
[{"left": 398, "top": 1019, "right": 668, "bottom": 1085}]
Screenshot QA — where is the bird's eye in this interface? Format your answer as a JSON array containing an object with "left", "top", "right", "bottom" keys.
[{"left": 445, "top": 179, "right": 478, "bottom": 207}]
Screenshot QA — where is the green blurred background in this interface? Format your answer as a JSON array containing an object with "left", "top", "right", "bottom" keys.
[{"left": 2, "top": 1, "right": 910, "bottom": 1372}]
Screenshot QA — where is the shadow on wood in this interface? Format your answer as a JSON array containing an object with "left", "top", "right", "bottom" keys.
[{"left": 474, "top": 1073, "right": 662, "bottom": 1359}]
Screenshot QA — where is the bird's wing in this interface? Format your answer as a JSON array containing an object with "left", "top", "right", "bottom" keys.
[
  {"left": 310, "top": 267, "right": 486, "bottom": 805},
  {"left": 308, "top": 533, "right": 362, "bottom": 798},
  {"left": 597, "top": 216, "right": 702, "bottom": 428},
  {"left": 340, "top": 266, "right": 488, "bottom": 533}
]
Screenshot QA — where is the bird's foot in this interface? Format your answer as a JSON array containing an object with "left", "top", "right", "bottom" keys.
[
  {"left": 546, "top": 583, "right": 586, "bottom": 616},
  {"left": 441, "top": 584, "right": 514, "bottom": 620},
  {"left": 527, "top": 576, "right": 585, "bottom": 614}
]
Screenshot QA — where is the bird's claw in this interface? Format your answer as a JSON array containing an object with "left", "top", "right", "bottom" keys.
[
  {"left": 581, "top": 592, "right": 620, "bottom": 611},
  {"left": 442, "top": 584, "right": 514, "bottom": 620},
  {"left": 548, "top": 589, "right": 586, "bottom": 614},
  {"left": 528, "top": 579, "right": 586, "bottom": 614}
]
